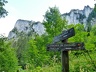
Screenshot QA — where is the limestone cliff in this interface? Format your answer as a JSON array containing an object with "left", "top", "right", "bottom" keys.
[
  {"left": 8, "top": 19, "right": 45, "bottom": 39},
  {"left": 62, "top": 5, "right": 93, "bottom": 26},
  {"left": 8, "top": 5, "right": 96, "bottom": 39}
]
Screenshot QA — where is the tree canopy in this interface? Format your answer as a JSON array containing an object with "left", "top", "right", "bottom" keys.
[
  {"left": 0, "top": 0, "right": 8, "bottom": 18},
  {"left": 43, "top": 6, "right": 67, "bottom": 37}
]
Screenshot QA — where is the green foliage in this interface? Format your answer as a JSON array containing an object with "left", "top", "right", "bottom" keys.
[
  {"left": 68, "top": 24, "right": 96, "bottom": 50},
  {"left": 0, "top": 35, "right": 18, "bottom": 72},
  {"left": 43, "top": 6, "right": 67, "bottom": 37},
  {"left": 31, "top": 63, "right": 61, "bottom": 72},
  {"left": 94, "top": 4, "right": 96, "bottom": 12},
  {"left": 11, "top": 35, "right": 30, "bottom": 69},
  {"left": 3, "top": 6, "right": 96, "bottom": 72},
  {"left": 70, "top": 52, "right": 96, "bottom": 72},
  {"left": 0, "top": 0, "right": 8, "bottom": 18},
  {"left": 87, "top": 4, "right": 96, "bottom": 22},
  {"left": 67, "top": 24, "right": 96, "bottom": 71},
  {"left": 68, "top": 24, "right": 87, "bottom": 42},
  {"left": 91, "top": 24, "right": 96, "bottom": 35},
  {"left": 26, "top": 36, "right": 53, "bottom": 69},
  {"left": 86, "top": 4, "right": 96, "bottom": 32}
]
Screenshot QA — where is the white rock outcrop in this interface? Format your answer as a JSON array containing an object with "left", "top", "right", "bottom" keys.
[
  {"left": 8, "top": 19, "right": 45, "bottom": 39},
  {"left": 8, "top": 5, "right": 96, "bottom": 39},
  {"left": 62, "top": 5, "right": 93, "bottom": 25}
]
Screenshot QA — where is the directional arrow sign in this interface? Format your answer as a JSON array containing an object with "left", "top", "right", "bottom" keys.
[
  {"left": 47, "top": 42, "right": 85, "bottom": 51},
  {"left": 53, "top": 27, "right": 75, "bottom": 43}
]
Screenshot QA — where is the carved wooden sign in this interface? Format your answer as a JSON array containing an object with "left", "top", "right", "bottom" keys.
[
  {"left": 53, "top": 27, "right": 75, "bottom": 43},
  {"left": 47, "top": 42, "right": 85, "bottom": 51}
]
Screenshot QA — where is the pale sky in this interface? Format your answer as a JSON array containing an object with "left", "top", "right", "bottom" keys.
[{"left": 0, "top": 0, "right": 95, "bottom": 36}]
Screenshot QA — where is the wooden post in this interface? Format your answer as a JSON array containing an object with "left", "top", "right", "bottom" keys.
[{"left": 62, "top": 40, "right": 69, "bottom": 72}]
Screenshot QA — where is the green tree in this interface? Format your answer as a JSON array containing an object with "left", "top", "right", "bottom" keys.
[
  {"left": 43, "top": 6, "right": 67, "bottom": 37},
  {"left": 91, "top": 23, "right": 96, "bottom": 35},
  {"left": 86, "top": 4, "right": 96, "bottom": 33},
  {"left": 43, "top": 6, "right": 67, "bottom": 61},
  {"left": 24, "top": 35, "right": 51, "bottom": 69},
  {"left": 0, "top": 0, "right": 8, "bottom": 18},
  {"left": 37, "top": 6, "right": 67, "bottom": 70},
  {"left": 11, "top": 34, "right": 30, "bottom": 69},
  {"left": 0, "top": 35, "right": 18, "bottom": 72}
]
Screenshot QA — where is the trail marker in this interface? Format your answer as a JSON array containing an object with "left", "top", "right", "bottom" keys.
[{"left": 47, "top": 27, "right": 85, "bottom": 72}]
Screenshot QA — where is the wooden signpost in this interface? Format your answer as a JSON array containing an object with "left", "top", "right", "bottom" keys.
[{"left": 47, "top": 27, "right": 85, "bottom": 72}]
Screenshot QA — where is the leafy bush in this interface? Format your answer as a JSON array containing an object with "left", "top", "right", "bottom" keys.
[{"left": 0, "top": 36, "right": 18, "bottom": 72}]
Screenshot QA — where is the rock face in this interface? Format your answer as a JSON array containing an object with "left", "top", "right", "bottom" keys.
[
  {"left": 62, "top": 5, "right": 93, "bottom": 26},
  {"left": 8, "top": 5, "right": 96, "bottom": 39},
  {"left": 8, "top": 19, "right": 45, "bottom": 39}
]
